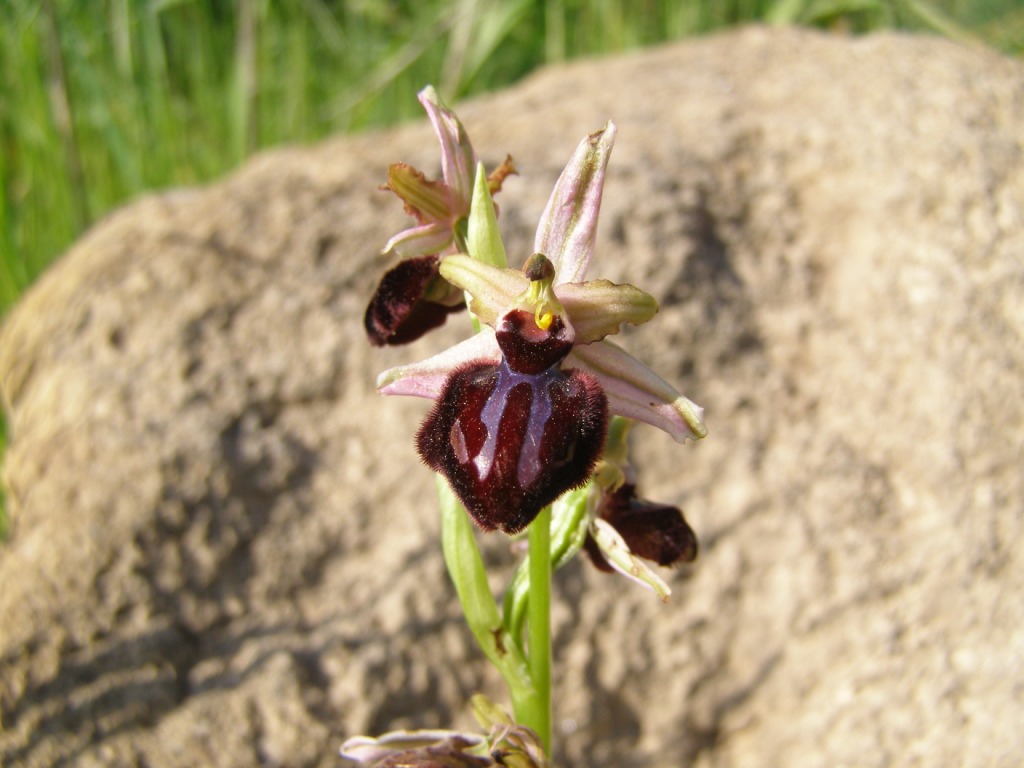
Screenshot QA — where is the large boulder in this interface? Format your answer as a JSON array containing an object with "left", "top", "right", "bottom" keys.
[{"left": 2, "top": 25, "right": 1022, "bottom": 768}]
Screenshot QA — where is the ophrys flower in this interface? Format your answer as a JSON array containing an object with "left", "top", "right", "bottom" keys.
[{"left": 378, "top": 123, "right": 705, "bottom": 534}]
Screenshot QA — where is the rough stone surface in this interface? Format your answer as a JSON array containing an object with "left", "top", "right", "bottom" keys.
[{"left": 2, "top": 26, "right": 1023, "bottom": 768}]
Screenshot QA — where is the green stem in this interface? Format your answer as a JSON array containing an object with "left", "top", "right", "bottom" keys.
[
  {"left": 436, "top": 474, "right": 554, "bottom": 753},
  {"left": 503, "top": 485, "right": 591, "bottom": 648},
  {"left": 437, "top": 476, "right": 536, "bottom": 713},
  {"left": 525, "top": 505, "right": 553, "bottom": 751}
]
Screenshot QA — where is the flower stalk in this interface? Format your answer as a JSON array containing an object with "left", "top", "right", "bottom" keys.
[
  {"left": 438, "top": 476, "right": 536, "bottom": 716},
  {"left": 355, "top": 85, "right": 707, "bottom": 764},
  {"left": 525, "top": 506, "right": 552, "bottom": 751}
]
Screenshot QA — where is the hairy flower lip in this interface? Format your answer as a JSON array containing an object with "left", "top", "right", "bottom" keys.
[
  {"left": 365, "top": 254, "right": 466, "bottom": 347},
  {"left": 415, "top": 341, "right": 608, "bottom": 534},
  {"left": 377, "top": 331, "right": 706, "bottom": 443}
]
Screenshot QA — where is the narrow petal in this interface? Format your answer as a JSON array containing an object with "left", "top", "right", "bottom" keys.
[
  {"left": 557, "top": 279, "right": 658, "bottom": 343},
  {"left": 385, "top": 162, "right": 454, "bottom": 224},
  {"left": 376, "top": 329, "right": 500, "bottom": 399},
  {"left": 586, "top": 518, "right": 672, "bottom": 601},
  {"left": 534, "top": 122, "right": 616, "bottom": 284},
  {"left": 440, "top": 254, "right": 528, "bottom": 327},
  {"left": 568, "top": 340, "right": 707, "bottom": 442},
  {"left": 382, "top": 222, "right": 454, "bottom": 259},
  {"left": 419, "top": 85, "right": 476, "bottom": 209}
]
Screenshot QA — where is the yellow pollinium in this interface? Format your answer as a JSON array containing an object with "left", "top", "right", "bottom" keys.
[
  {"left": 535, "top": 308, "right": 554, "bottom": 331},
  {"left": 520, "top": 253, "right": 563, "bottom": 331}
]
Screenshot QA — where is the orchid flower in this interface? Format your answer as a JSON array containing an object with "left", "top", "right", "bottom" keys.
[
  {"left": 341, "top": 695, "right": 547, "bottom": 768},
  {"left": 365, "top": 86, "right": 515, "bottom": 346},
  {"left": 376, "top": 122, "right": 706, "bottom": 535},
  {"left": 579, "top": 417, "right": 698, "bottom": 601}
]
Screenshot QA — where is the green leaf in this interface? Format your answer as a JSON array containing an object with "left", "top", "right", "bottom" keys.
[{"left": 437, "top": 475, "right": 536, "bottom": 713}]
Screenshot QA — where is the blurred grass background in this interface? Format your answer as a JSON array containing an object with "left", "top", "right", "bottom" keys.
[{"left": 0, "top": 0, "right": 1021, "bottom": 537}]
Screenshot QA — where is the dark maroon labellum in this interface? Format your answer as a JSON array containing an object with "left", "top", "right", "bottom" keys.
[
  {"left": 417, "top": 354, "right": 608, "bottom": 534},
  {"left": 584, "top": 483, "right": 698, "bottom": 571},
  {"left": 365, "top": 255, "right": 465, "bottom": 346}
]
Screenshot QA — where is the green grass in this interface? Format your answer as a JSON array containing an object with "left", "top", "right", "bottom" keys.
[
  {"left": 0, "top": 0, "right": 1020, "bottom": 534},
  {"left": 1, "top": 0, "right": 1020, "bottom": 315}
]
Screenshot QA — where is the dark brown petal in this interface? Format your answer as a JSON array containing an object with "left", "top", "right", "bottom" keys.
[
  {"left": 365, "top": 255, "right": 465, "bottom": 346},
  {"left": 416, "top": 359, "right": 608, "bottom": 534},
  {"left": 585, "top": 483, "right": 698, "bottom": 570}
]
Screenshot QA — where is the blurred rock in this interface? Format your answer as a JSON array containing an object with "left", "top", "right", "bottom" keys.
[{"left": 2, "top": 25, "right": 1022, "bottom": 768}]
